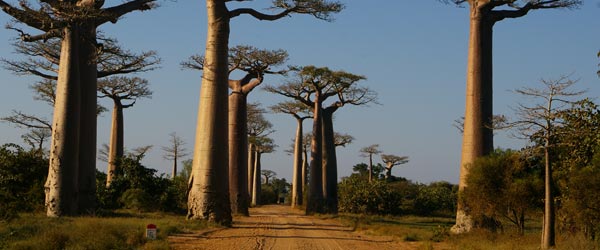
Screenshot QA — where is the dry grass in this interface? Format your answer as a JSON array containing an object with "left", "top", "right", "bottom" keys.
[
  {"left": 336, "top": 214, "right": 600, "bottom": 250},
  {"left": 0, "top": 211, "right": 209, "bottom": 250}
]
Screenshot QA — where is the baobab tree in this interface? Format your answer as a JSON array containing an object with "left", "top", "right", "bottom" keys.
[
  {"left": 251, "top": 136, "right": 276, "bottom": 206},
  {"left": 507, "top": 76, "right": 584, "bottom": 249},
  {"left": 98, "top": 76, "right": 152, "bottom": 187},
  {"left": 247, "top": 104, "right": 274, "bottom": 206},
  {"left": 381, "top": 154, "right": 409, "bottom": 180},
  {"left": 261, "top": 170, "right": 277, "bottom": 185},
  {"left": 162, "top": 132, "right": 189, "bottom": 179},
  {"left": 183, "top": 45, "right": 287, "bottom": 216},
  {"left": 188, "top": 0, "right": 343, "bottom": 225},
  {"left": 334, "top": 132, "right": 354, "bottom": 147},
  {"left": 360, "top": 144, "right": 382, "bottom": 183},
  {"left": 271, "top": 101, "right": 311, "bottom": 208},
  {"left": 0, "top": 0, "right": 158, "bottom": 216},
  {"left": 266, "top": 66, "right": 374, "bottom": 214},
  {"left": 443, "top": 0, "right": 581, "bottom": 233}
]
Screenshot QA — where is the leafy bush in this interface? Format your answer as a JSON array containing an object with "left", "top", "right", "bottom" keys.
[
  {"left": 338, "top": 175, "right": 402, "bottom": 215},
  {"left": 0, "top": 144, "right": 47, "bottom": 220},
  {"left": 462, "top": 149, "right": 541, "bottom": 233},
  {"left": 414, "top": 181, "right": 457, "bottom": 216},
  {"left": 96, "top": 156, "right": 187, "bottom": 213}
]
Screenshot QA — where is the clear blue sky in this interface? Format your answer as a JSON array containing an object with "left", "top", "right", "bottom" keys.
[{"left": 0, "top": 1, "right": 598, "bottom": 184}]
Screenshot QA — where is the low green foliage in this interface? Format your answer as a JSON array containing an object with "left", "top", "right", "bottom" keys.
[
  {"left": 338, "top": 175, "right": 402, "bottom": 215},
  {"left": 0, "top": 144, "right": 47, "bottom": 221}
]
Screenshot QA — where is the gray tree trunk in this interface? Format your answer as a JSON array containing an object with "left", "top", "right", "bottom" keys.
[
  {"left": 368, "top": 154, "right": 373, "bottom": 182},
  {"left": 106, "top": 101, "right": 124, "bottom": 187},
  {"left": 45, "top": 26, "right": 81, "bottom": 217},
  {"left": 251, "top": 152, "right": 262, "bottom": 206},
  {"left": 291, "top": 119, "right": 303, "bottom": 208},
  {"left": 187, "top": 0, "right": 232, "bottom": 225},
  {"left": 172, "top": 155, "right": 178, "bottom": 179},
  {"left": 302, "top": 144, "right": 308, "bottom": 205},
  {"left": 248, "top": 143, "right": 256, "bottom": 199},
  {"left": 77, "top": 24, "right": 98, "bottom": 213},
  {"left": 229, "top": 92, "right": 249, "bottom": 215},
  {"left": 542, "top": 144, "right": 555, "bottom": 249},
  {"left": 453, "top": 5, "right": 494, "bottom": 234},
  {"left": 306, "top": 92, "right": 324, "bottom": 214},
  {"left": 321, "top": 108, "right": 338, "bottom": 214}
]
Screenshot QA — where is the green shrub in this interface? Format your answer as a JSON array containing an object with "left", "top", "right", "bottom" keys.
[
  {"left": 0, "top": 144, "right": 47, "bottom": 220},
  {"left": 338, "top": 175, "right": 402, "bottom": 215}
]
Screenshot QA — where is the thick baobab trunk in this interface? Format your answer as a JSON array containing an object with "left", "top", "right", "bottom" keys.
[
  {"left": 229, "top": 92, "right": 249, "bottom": 215},
  {"left": 77, "top": 25, "right": 97, "bottom": 213},
  {"left": 321, "top": 109, "right": 338, "bottom": 214},
  {"left": 385, "top": 166, "right": 392, "bottom": 180},
  {"left": 248, "top": 143, "right": 256, "bottom": 198},
  {"left": 542, "top": 145, "right": 555, "bottom": 249},
  {"left": 45, "top": 26, "right": 81, "bottom": 217},
  {"left": 251, "top": 152, "right": 262, "bottom": 206},
  {"left": 306, "top": 92, "right": 324, "bottom": 214},
  {"left": 106, "top": 101, "right": 124, "bottom": 187},
  {"left": 291, "top": 119, "right": 304, "bottom": 208},
  {"left": 453, "top": 5, "right": 494, "bottom": 234},
  {"left": 187, "top": 0, "right": 232, "bottom": 225}
]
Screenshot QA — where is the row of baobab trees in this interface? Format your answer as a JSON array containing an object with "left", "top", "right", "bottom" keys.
[{"left": 0, "top": 0, "right": 582, "bottom": 249}]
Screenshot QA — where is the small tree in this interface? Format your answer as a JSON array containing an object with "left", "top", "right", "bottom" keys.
[
  {"left": 162, "top": 132, "right": 188, "bottom": 180},
  {"left": 98, "top": 76, "right": 152, "bottom": 187},
  {"left": 360, "top": 144, "right": 382, "bottom": 183},
  {"left": 271, "top": 101, "right": 311, "bottom": 208},
  {"left": 380, "top": 154, "right": 409, "bottom": 180},
  {"left": 508, "top": 76, "right": 585, "bottom": 246},
  {"left": 261, "top": 170, "right": 277, "bottom": 185}
]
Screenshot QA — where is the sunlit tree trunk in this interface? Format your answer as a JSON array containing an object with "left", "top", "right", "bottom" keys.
[
  {"left": 78, "top": 24, "right": 97, "bottom": 213},
  {"left": 291, "top": 119, "right": 303, "bottom": 208},
  {"left": 229, "top": 92, "right": 249, "bottom": 215},
  {"left": 321, "top": 108, "right": 338, "bottom": 213},
  {"left": 453, "top": 4, "right": 494, "bottom": 234},
  {"left": 45, "top": 26, "right": 81, "bottom": 217},
  {"left": 302, "top": 142, "right": 308, "bottom": 205},
  {"left": 187, "top": 0, "right": 232, "bottom": 225},
  {"left": 251, "top": 151, "right": 262, "bottom": 206},
  {"left": 248, "top": 143, "right": 255, "bottom": 199},
  {"left": 306, "top": 91, "right": 324, "bottom": 214},
  {"left": 106, "top": 100, "right": 124, "bottom": 187},
  {"left": 542, "top": 141, "right": 555, "bottom": 248}
]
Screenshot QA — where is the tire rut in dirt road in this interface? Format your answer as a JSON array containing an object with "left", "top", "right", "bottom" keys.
[{"left": 169, "top": 205, "right": 439, "bottom": 250}]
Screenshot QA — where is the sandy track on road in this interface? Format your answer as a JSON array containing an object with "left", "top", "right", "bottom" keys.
[{"left": 169, "top": 205, "right": 446, "bottom": 250}]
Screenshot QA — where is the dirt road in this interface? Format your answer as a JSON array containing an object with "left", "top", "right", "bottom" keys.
[{"left": 169, "top": 205, "right": 448, "bottom": 250}]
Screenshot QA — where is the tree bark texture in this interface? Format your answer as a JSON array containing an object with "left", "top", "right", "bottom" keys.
[
  {"left": 306, "top": 92, "right": 324, "bottom": 214},
  {"left": 321, "top": 108, "right": 338, "bottom": 214},
  {"left": 453, "top": 4, "right": 494, "bottom": 234},
  {"left": 542, "top": 145, "right": 555, "bottom": 249},
  {"left": 251, "top": 152, "right": 262, "bottom": 206},
  {"left": 228, "top": 92, "right": 249, "bottom": 215},
  {"left": 77, "top": 24, "right": 98, "bottom": 213},
  {"left": 45, "top": 26, "right": 81, "bottom": 217},
  {"left": 187, "top": 0, "right": 232, "bottom": 225},
  {"left": 106, "top": 101, "right": 124, "bottom": 187},
  {"left": 291, "top": 119, "right": 303, "bottom": 208},
  {"left": 248, "top": 143, "right": 255, "bottom": 198}
]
